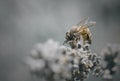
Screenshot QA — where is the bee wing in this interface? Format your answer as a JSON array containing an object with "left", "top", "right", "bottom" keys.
[
  {"left": 76, "top": 17, "right": 89, "bottom": 26},
  {"left": 82, "top": 21, "right": 96, "bottom": 28}
]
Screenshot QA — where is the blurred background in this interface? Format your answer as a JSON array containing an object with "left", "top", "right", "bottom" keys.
[{"left": 0, "top": 0, "right": 120, "bottom": 81}]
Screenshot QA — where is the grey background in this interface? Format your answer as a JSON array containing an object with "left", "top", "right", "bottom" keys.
[{"left": 0, "top": 0, "right": 120, "bottom": 81}]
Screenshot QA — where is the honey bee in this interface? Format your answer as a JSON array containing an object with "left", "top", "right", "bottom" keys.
[{"left": 63, "top": 17, "right": 96, "bottom": 48}]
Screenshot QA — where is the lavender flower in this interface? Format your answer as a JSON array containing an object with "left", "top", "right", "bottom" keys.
[
  {"left": 101, "top": 44, "right": 120, "bottom": 80},
  {"left": 25, "top": 38, "right": 103, "bottom": 81},
  {"left": 26, "top": 39, "right": 73, "bottom": 81}
]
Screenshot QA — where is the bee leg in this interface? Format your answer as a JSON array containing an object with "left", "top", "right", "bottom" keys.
[
  {"left": 63, "top": 40, "right": 67, "bottom": 45},
  {"left": 83, "top": 39, "right": 86, "bottom": 45},
  {"left": 86, "top": 34, "right": 91, "bottom": 44},
  {"left": 89, "top": 39, "right": 91, "bottom": 44},
  {"left": 88, "top": 37, "right": 91, "bottom": 44},
  {"left": 69, "top": 40, "right": 77, "bottom": 49}
]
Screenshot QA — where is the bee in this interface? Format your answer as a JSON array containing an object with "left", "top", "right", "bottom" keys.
[{"left": 63, "top": 17, "right": 96, "bottom": 48}]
